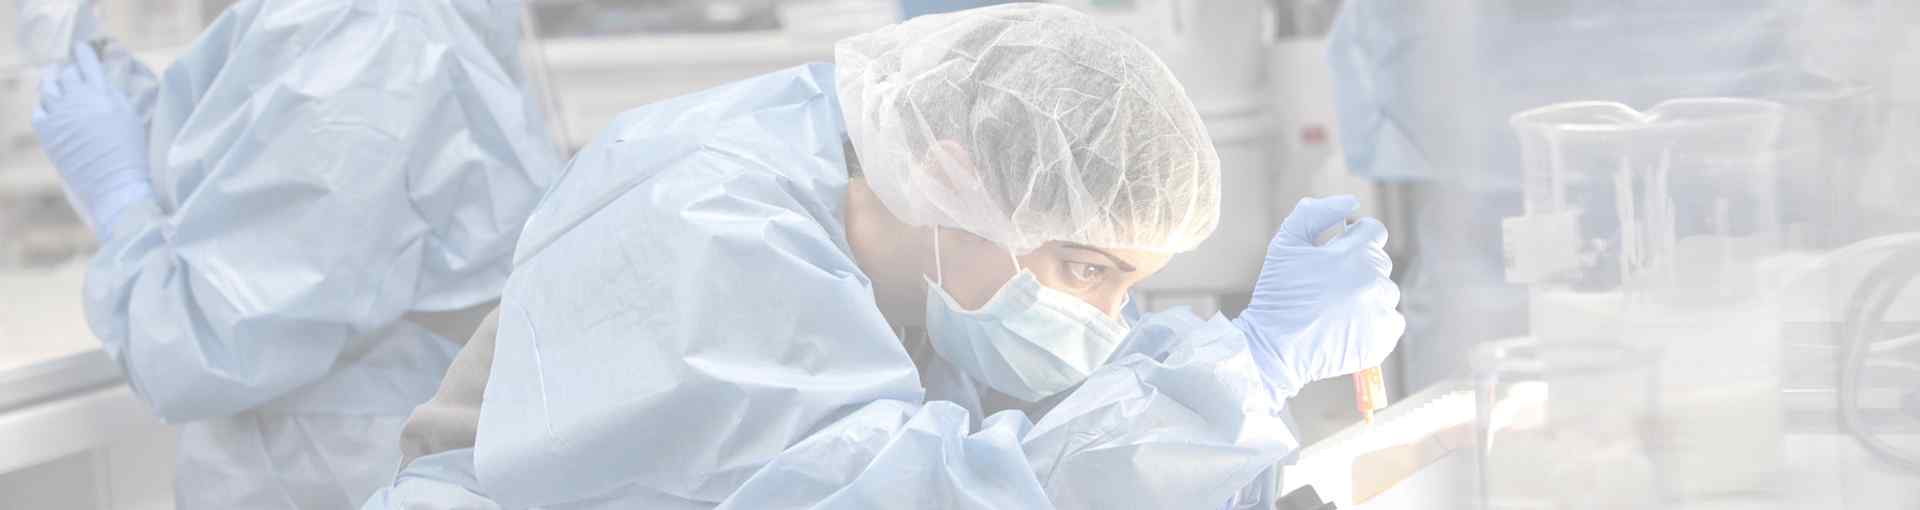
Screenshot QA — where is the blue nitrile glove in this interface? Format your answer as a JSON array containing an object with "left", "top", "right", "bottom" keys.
[
  {"left": 32, "top": 43, "right": 151, "bottom": 239},
  {"left": 1233, "top": 195, "right": 1406, "bottom": 399}
]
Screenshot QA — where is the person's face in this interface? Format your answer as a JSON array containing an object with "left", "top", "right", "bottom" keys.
[{"left": 932, "top": 228, "right": 1173, "bottom": 319}]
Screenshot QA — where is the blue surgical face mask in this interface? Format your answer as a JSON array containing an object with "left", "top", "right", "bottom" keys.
[{"left": 922, "top": 230, "right": 1131, "bottom": 402}]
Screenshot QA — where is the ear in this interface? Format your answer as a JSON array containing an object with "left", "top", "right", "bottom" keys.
[
  {"left": 917, "top": 139, "right": 1021, "bottom": 249},
  {"left": 919, "top": 140, "right": 980, "bottom": 192}
]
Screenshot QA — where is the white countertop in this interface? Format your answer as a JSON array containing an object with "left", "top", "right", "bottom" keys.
[
  {"left": 0, "top": 260, "right": 153, "bottom": 479},
  {"left": 0, "top": 260, "right": 98, "bottom": 376}
]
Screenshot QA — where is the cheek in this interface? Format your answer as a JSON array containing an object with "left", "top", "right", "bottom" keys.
[
  {"left": 938, "top": 254, "right": 1017, "bottom": 311},
  {"left": 1088, "top": 275, "right": 1157, "bottom": 319},
  {"left": 942, "top": 270, "right": 1008, "bottom": 311},
  {"left": 1088, "top": 289, "right": 1131, "bottom": 319}
]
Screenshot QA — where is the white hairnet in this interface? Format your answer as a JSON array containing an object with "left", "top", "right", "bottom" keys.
[{"left": 836, "top": 3, "right": 1220, "bottom": 254}]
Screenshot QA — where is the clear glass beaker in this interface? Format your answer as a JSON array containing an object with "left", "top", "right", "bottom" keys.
[
  {"left": 1502, "top": 98, "right": 1790, "bottom": 503},
  {"left": 1505, "top": 98, "right": 1785, "bottom": 346},
  {"left": 1474, "top": 338, "right": 1661, "bottom": 510}
]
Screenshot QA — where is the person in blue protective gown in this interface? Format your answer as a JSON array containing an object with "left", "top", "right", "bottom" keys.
[
  {"left": 29, "top": 1, "right": 562, "bottom": 508},
  {"left": 364, "top": 4, "right": 1403, "bottom": 509}
]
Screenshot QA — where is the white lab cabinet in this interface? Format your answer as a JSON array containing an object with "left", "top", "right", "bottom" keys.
[{"left": 536, "top": 31, "right": 839, "bottom": 150}]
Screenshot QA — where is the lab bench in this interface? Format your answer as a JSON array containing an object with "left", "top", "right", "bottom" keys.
[
  {"left": 0, "top": 263, "right": 174, "bottom": 510},
  {"left": 1278, "top": 380, "right": 1476, "bottom": 510}
]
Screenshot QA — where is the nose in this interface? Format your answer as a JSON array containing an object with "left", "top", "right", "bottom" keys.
[{"left": 1085, "top": 293, "right": 1127, "bottom": 321}]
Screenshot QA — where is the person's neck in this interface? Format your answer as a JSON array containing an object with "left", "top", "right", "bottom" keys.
[{"left": 844, "top": 178, "right": 929, "bottom": 332}]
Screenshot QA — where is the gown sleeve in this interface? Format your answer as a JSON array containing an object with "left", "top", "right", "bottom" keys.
[
  {"left": 474, "top": 64, "right": 926, "bottom": 508},
  {"left": 711, "top": 312, "right": 1294, "bottom": 510},
  {"left": 87, "top": 2, "right": 556, "bottom": 421}
]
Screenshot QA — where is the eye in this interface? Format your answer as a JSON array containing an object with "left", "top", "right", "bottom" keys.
[{"left": 1062, "top": 261, "right": 1112, "bottom": 289}]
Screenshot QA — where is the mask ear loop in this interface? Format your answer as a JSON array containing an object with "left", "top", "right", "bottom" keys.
[
  {"left": 931, "top": 227, "right": 945, "bottom": 286},
  {"left": 934, "top": 228, "right": 1025, "bottom": 284}
]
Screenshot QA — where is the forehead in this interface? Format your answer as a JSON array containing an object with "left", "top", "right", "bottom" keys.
[{"left": 1044, "top": 242, "right": 1173, "bottom": 270}]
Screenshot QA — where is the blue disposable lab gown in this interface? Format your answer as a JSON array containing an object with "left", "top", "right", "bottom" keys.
[
  {"left": 84, "top": 1, "right": 561, "bottom": 507},
  {"left": 370, "top": 64, "right": 1292, "bottom": 510}
]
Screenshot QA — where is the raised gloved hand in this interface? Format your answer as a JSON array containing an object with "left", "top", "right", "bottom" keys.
[
  {"left": 33, "top": 43, "right": 151, "bottom": 239},
  {"left": 1233, "top": 195, "right": 1405, "bottom": 398}
]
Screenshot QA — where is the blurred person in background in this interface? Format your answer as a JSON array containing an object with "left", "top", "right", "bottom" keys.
[
  {"left": 28, "top": 0, "right": 561, "bottom": 507},
  {"left": 366, "top": 4, "right": 1402, "bottom": 509}
]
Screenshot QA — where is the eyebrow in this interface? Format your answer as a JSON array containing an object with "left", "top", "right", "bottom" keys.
[{"left": 1060, "top": 243, "right": 1137, "bottom": 273}]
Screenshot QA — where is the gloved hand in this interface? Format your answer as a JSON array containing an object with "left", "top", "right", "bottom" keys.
[
  {"left": 33, "top": 43, "right": 152, "bottom": 239},
  {"left": 1233, "top": 195, "right": 1405, "bottom": 398}
]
